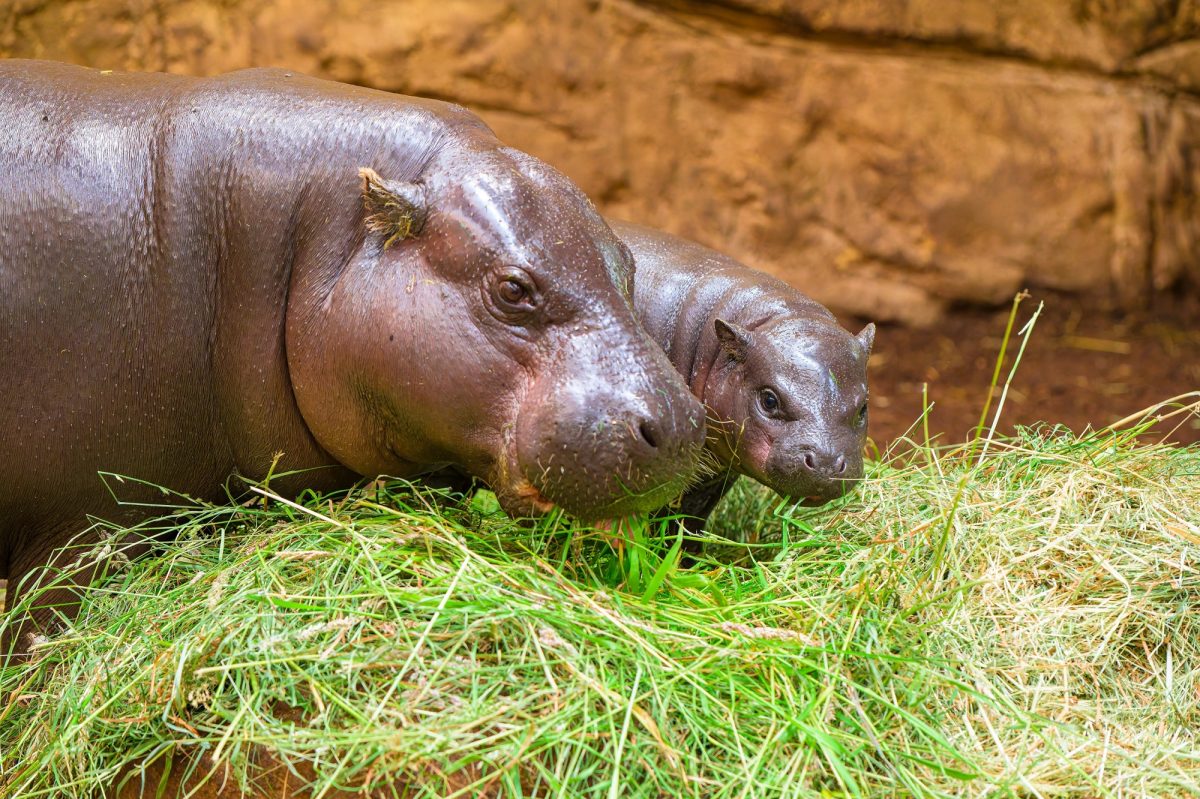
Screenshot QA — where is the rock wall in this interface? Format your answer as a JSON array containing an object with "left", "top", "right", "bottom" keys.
[{"left": 4, "top": 0, "right": 1200, "bottom": 324}]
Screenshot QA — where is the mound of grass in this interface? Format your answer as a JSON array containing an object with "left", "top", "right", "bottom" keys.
[{"left": 1, "top": 415, "right": 1197, "bottom": 798}]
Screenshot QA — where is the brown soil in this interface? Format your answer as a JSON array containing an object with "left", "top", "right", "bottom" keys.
[{"left": 857, "top": 289, "right": 1200, "bottom": 449}]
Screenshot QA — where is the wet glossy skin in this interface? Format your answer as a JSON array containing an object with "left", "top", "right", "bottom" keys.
[
  {"left": 287, "top": 148, "right": 705, "bottom": 520},
  {"left": 703, "top": 316, "right": 872, "bottom": 503},
  {"left": 613, "top": 220, "right": 874, "bottom": 527},
  {"left": 0, "top": 61, "right": 704, "bottom": 645}
]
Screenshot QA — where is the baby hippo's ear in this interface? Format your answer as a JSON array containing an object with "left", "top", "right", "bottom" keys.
[
  {"left": 359, "top": 167, "right": 427, "bottom": 248},
  {"left": 714, "top": 318, "right": 753, "bottom": 362},
  {"left": 856, "top": 323, "right": 876, "bottom": 356}
]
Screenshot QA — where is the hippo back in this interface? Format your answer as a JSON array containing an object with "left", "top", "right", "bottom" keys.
[
  {"left": 0, "top": 62, "right": 476, "bottom": 537},
  {"left": 613, "top": 219, "right": 835, "bottom": 391}
]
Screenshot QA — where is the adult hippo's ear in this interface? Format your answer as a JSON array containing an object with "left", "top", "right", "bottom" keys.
[
  {"left": 714, "top": 318, "right": 753, "bottom": 363},
  {"left": 358, "top": 167, "right": 427, "bottom": 248},
  {"left": 856, "top": 323, "right": 876, "bottom": 356}
]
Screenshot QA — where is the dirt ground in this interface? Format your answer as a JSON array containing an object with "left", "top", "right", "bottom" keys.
[{"left": 857, "top": 289, "right": 1200, "bottom": 449}]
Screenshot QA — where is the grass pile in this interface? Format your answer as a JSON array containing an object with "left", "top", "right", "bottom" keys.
[
  {"left": 2, "top": 292, "right": 1198, "bottom": 797},
  {"left": 1, "top": 414, "right": 1198, "bottom": 798}
]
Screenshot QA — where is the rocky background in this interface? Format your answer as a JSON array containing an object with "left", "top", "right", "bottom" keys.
[{"left": 4, "top": 0, "right": 1200, "bottom": 325}]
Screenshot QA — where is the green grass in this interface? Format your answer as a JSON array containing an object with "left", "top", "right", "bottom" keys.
[
  {"left": 2, "top": 293, "right": 1198, "bottom": 797},
  {"left": 1, "top": 416, "right": 1198, "bottom": 798}
]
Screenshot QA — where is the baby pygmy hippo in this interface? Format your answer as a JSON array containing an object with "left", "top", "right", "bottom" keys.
[{"left": 611, "top": 220, "right": 874, "bottom": 530}]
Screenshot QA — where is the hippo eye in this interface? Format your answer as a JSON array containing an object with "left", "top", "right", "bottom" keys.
[
  {"left": 493, "top": 272, "right": 538, "bottom": 315},
  {"left": 856, "top": 401, "right": 868, "bottom": 426},
  {"left": 499, "top": 279, "right": 528, "bottom": 305},
  {"left": 758, "top": 388, "right": 781, "bottom": 415}
]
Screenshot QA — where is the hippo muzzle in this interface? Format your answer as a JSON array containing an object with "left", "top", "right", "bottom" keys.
[
  {"left": 763, "top": 435, "right": 865, "bottom": 506},
  {"left": 504, "top": 323, "right": 706, "bottom": 520}
]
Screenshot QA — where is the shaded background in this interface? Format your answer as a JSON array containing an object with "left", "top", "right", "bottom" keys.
[{"left": 3, "top": 0, "right": 1198, "bottom": 443}]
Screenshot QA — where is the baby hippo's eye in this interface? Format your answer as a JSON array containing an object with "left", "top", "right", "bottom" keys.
[
  {"left": 759, "top": 388, "right": 781, "bottom": 415},
  {"left": 856, "top": 401, "right": 868, "bottom": 425}
]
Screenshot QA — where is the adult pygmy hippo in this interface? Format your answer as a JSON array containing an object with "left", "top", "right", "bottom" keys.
[
  {"left": 612, "top": 220, "right": 874, "bottom": 530},
  {"left": 0, "top": 61, "right": 705, "bottom": 644}
]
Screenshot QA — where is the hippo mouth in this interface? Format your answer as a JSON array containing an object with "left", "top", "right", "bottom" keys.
[
  {"left": 740, "top": 436, "right": 862, "bottom": 508},
  {"left": 770, "top": 477, "right": 859, "bottom": 507},
  {"left": 496, "top": 385, "right": 704, "bottom": 519},
  {"left": 747, "top": 459, "right": 850, "bottom": 508},
  {"left": 513, "top": 479, "right": 557, "bottom": 515},
  {"left": 489, "top": 432, "right": 560, "bottom": 517}
]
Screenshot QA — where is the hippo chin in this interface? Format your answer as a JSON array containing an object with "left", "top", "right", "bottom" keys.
[
  {"left": 0, "top": 61, "right": 704, "bottom": 647},
  {"left": 612, "top": 220, "right": 874, "bottom": 531}
]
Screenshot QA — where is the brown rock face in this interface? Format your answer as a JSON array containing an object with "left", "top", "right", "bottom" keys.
[{"left": 4, "top": 0, "right": 1199, "bottom": 324}]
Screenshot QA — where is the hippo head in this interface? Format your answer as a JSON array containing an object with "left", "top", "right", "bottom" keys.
[
  {"left": 286, "top": 142, "right": 704, "bottom": 520},
  {"left": 703, "top": 316, "right": 875, "bottom": 505}
]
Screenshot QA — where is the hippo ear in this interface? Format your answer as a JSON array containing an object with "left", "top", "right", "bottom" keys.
[
  {"left": 714, "top": 318, "right": 752, "bottom": 362},
  {"left": 856, "top": 323, "right": 876, "bottom": 357},
  {"left": 359, "top": 167, "right": 427, "bottom": 248}
]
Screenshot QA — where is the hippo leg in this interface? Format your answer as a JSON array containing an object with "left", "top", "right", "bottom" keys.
[
  {"left": 420, "top": 468, "right": 479, "bottom": 498},
  {"left": 2, "top": 525, "right": 154, "bottom": 661},
  {"left": 3, "top": 528, "right": 80, "bottom": 660},
  {"left": 653, "top": 473, "right": 741, "bottom": 551}
]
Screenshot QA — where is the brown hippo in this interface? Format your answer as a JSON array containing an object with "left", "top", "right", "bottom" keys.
[
  {"left": 611, "top": 220, "right": 874, "bottom": 531},
  {"left": 0, "top": 61, "right": 705, "bottom": 648}
]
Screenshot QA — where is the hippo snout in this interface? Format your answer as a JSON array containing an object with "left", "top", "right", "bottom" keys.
[
  {"left": 634, "top": 418, "right": 662, "bottom": 450},
  {"left": 766, "top": 440, "right": 863, "bottom": 505},
  {"left": 623, "top": 392, "right": 705, "bottom": 464},
  {"left": 798, "top": 449, "right": 849, "bottom": 479},
  {"left": 509, "top": 368, "right": 705, "bottom": 520}
]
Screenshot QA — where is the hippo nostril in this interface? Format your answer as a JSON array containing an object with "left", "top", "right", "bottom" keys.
[
  {"left": 637, "top": 419, "right": 660, "bottom": 450},
  {"left": 801, "top": 450, "right": 817, "bottom": 472},
  {"left": 833, "top": 454, "right": 847, "bottom": 475}
]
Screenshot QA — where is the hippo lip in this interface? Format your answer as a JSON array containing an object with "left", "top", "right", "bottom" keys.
[
  {"left": 487, "top": 422, "right": 557, "bottom": 517},
  {"left": 514, "top": 479, "right": 557, "bottom": 514}
]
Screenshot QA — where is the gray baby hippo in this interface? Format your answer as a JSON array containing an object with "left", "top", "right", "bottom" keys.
[{"left": 612, "top": 220, "right": 875, "bottom": 531}]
